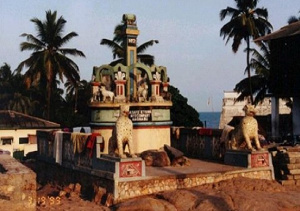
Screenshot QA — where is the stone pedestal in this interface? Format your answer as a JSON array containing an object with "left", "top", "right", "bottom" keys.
[
  {"left": 224, "top": 150, "right": 272, "bottom": 168},
  {"left": 93, "top": 154, "right": 145, "bottom": 179}
]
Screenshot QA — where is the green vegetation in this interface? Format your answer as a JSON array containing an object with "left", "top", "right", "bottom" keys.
[
  {"left": 232, "top": 5, "right": 299, "bottom": 106},
  {"left": 0, "top": 63, "right": 32, "bottom": 114},
  {"left": 234, "top": 41, "right": 270, "bottom": 105},
  {"left": 16, "top": 10, "right": 85, "bottom": 120},
  {"left": 220, "top": 0, "right": 272, "bottom": 104},
  {"left": 288, "top": 10, "right": 300, "bottom": 24},
  {"left": 169, "top": 85, "right": 203, "bottom": 127}
]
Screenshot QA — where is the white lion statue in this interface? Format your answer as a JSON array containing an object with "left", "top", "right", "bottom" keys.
[
  {"left": 115, "top": 105, "right": 136, "bottom": 158},
  {"left": 226, "top": 104, "right": 263, "bottom": 151},
  {"left": 100, "top": 86, "right": 114, "bottom": 102}
]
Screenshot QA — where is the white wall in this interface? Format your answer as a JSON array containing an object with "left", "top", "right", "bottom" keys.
[{"left": 0, "top": 129, "right": 38, "bottom": 156}]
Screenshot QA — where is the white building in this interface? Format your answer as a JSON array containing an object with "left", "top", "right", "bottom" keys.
[
  {"left": 219, "top": 91, "right": 291, "bottom": 137},
  {"left": 0, "top": 110, "right": 60, "bottom": 158}
]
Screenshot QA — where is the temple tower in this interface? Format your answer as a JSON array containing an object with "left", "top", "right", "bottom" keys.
[
  {"left": 123, "top": 14, "right": 139, "bottom": 100},
  {"left": 89, "top": 14, "right": 172, "bottom": 155}
]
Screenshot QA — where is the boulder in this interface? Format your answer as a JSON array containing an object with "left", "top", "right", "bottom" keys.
[
  {"left": 113, "top": 197, "right": 176, "bottom": 211},
  {"left": 164, "top": 144, "right": 184, "bottom": 161},
  {"left": 140, "top": 150, "right": 170, "bottom": 167},
  {"left": 171, "top": 156, "right": 190, "bottom": 167},
  {"left": 158, "top": 190, "right": 199, "bottom": 211}
]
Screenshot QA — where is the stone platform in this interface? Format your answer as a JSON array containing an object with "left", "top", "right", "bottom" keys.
[
  {"left": 115, "top": 158, "right": 274, "bottom": 202},
  {"left": 36, "top": 157, "right": 275, "bottom": 203}
]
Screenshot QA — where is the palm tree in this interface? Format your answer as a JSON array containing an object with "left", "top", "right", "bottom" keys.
[
  {"left": 234, "top": 41, "right": 270, "bottom": 105},
  {"left": 0, "top": 63, "right": 15, "bottom": 109},
  {"left": 220, "top": 0, "right": 272, "bottom": 104},
  {"left": 7, "top": 93, "right": 32, "bottom": 114},
  {"left": 288, "top": 10, "right": 300, "bottom": 24},
  {"left": 100, "top": 23, "right": 159, "bottom": 66},
  {"left": 65, "top": 79, "right": 87, "bottom": 113},
  {"left": 16, "top": 10, "right": 85, "bottom": 120},
  {"left": 61, "top": 79, "right": 91, "bottom": 127},
  {"left": 0, "top": 63, "right": 33, "bottom": 114}
]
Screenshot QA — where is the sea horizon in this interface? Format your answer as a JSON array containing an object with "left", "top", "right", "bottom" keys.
[{"left": 198, "top": 111, "right": 221, "bottom": 129}]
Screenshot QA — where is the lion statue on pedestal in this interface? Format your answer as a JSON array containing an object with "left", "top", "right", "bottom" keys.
[
  {"left": 226, "top": 104, "right": 263, "bottom": 151},
  {"left": 109, "top": 105, "right": 137, "bottom": 158}
]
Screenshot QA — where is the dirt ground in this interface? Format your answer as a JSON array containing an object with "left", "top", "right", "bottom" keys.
[{"left": 36, "top": 177, "right": 300, "bottom": 211}]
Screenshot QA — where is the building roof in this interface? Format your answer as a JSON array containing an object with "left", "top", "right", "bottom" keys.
[
  {"left": 255, "top": 21, "right": 300, "bottom": 41},
  {"left": 0, "top": 110, "right": 60, "bottom": 130}
]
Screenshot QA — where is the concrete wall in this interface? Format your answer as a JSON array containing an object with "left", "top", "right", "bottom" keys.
[
  {"left": 92, "top": 126, "right": 170, "bottom": 154},
  {"left": 219, "top": 91, "right": 291, "bottom": 130},
  {"left": 0, "top": 129, "right": 38, "bottom": 156}
]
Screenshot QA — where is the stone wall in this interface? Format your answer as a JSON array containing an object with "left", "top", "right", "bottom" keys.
[
  {"left": 171, "top": 127, "right": 222, "bottom": 160},
  {"left": 0, "top": 154, "right": 36, "bottom": 211},
  {"left": 116, "top": 168, "right": 273, "bottom": 202},
  {"left": 35, "top": 161, "right": 115, "bottom": 198},
  {"left": 274, "top": 146, "right": 300, "bottom": 185}
]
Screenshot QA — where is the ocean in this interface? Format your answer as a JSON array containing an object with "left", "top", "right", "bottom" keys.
[{"left": 199, "top": 112, "right": 221, "bottom": 129}]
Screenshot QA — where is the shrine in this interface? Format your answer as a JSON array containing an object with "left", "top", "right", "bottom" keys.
[{"left": 89, "top": 14, "right": 172, "bottom": 155}]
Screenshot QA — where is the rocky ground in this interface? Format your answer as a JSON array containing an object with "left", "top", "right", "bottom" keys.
[{"left": 36, "top": 177, "right": 300, "bottom": 211}]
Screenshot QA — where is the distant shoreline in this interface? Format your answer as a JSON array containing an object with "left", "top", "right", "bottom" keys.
[{"left": 198, "top": 112, "right": 221, "bottom": 128}]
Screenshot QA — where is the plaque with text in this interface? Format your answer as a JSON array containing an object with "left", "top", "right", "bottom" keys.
[{"left": 129, "top": 110, "right": 151, "bottom": 121}]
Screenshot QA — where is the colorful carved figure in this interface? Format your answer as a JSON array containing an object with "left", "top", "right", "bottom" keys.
[
  {"left": 137, "top": 83, "right": 148, "bottom": 102},
  {"left": 115, "top": 105, "right": 136, "bottom": 158},
  {"left": 227, "top": 104, "right": 262, "bottom": 151}
]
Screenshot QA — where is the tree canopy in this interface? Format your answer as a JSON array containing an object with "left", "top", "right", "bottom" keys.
[
  {"left": 220, "top": 0, "right": 272, "bottom": 104},
  {"left": 17, "top": 10, "right": 85, "bottom": 120}
]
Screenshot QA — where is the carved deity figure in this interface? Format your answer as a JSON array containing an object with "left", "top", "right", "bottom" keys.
[{"left": 137, "top": 83, "right": 148, "bottom": 102}]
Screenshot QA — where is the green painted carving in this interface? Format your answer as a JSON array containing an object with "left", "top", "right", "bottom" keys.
[
  {"left": 150, "top": 65, "right": 168, "bottom": 82},
  {"left": 93, "top": 65, "right": 115, "bottom": 82},
  {"left": 134, "top": 63, "right": 152, "bottom": 80}
]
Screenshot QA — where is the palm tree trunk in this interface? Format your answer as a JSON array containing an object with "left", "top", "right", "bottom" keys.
[
  {"left": 46, "top": 61, "right": 52, "bottom": 120},
  {"left": 74, "top": 87, "right": 78, "bottom": 113},
  {"left": 246, "top": 37, "right": 254, "bottom": 104},
  {"left": 47, "top": 83, "right": 51, "bottom": 120}
]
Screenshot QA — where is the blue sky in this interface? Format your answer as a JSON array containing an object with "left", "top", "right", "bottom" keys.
[{"left": 0, "top": 0, "right": 298, "bottom": 111}]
